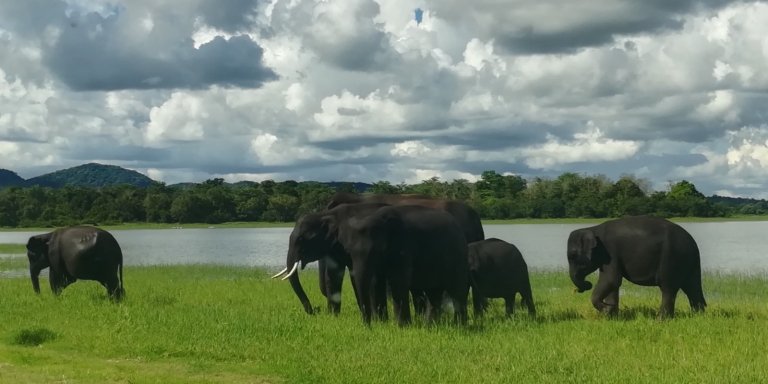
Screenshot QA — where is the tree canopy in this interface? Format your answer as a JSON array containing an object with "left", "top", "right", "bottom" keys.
[{"left": 0, "top": 171, "right": 748, "bottom": 228}]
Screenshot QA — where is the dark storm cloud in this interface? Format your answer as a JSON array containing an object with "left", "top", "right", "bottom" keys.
[
  {"left": 197, "top": 0, "right": 260, "bottom": 32},
  {"left": 64, "top": 143, "right": 168, "bottom": 162},
  {"left": 735, "top": 93, "right": 768, "bottom": 127},
  {"left": 431, "top": 121, "right": 568, "bottom": 150},
  {"left": 313, "top": 136, "right": 407, "bottom": 150},
  {"left": 429, "top": 0, "right": 752, "bottom": 55},
  {"left": 0, "top": 0, "right": 67, "bottom": 38},
  {"left": 0, "top": 128, "right": 48, "bottom": 143},
  {"left": 497, "top": 18, "right": 684, "bottom": 55},
  {"left": 47, "top": 15, "right": 277, "bottom": 91},
  {"left": 2, "top": 0, "right": 275, "bottom": 91}
]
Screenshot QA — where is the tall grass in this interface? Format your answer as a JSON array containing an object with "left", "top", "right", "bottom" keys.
[{"left": 0, "top": 260, "right": 766, "bottom": 383}]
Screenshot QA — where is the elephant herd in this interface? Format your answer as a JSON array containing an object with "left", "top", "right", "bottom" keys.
[
  {"left": 271, "top": 193, "right": 707, "bottom": 325},
  {"left": 22, "top": 192, "right": 707, "bottom": 324}
]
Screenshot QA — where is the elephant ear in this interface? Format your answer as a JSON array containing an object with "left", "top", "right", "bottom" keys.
[
  {"left": 580, "top": 230, "right": 598, "bottom": 262},
  {"left": 26, "top": 233, "right": 51, "bottom": 255},
  {"left": 26, "top": 233, "right": 53, "bottom": 269},
  {"left": 320, "top": 214, "right": 339, "bottom": 240}
]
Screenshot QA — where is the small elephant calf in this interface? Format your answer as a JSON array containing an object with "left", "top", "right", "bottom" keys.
[
  {"left": 468, "top": 238, "right": 535, "bottom": 317},
  {"left": 26, "top": 225, "right": 125, "bottom": 301}
]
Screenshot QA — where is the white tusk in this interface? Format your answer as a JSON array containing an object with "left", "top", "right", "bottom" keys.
[
  {"left": 270, "top": 267, "right": 288, "bottom": 279},
  {"left": 281, "top": 261, "right": 300, "bottom": 280}
]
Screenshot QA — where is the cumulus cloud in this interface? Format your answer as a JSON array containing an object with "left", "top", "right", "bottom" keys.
[
  {"left": 1, "top": 0, "right": 276, "bottom": 91},
  {"left": 521, "top": 125, "right": 641, "bottom": 170},
  {"left": 2, "top": 0, "right": 768, "bottom": 196}
]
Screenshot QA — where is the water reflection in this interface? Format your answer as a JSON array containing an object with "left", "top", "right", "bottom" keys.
[{"left": 1, "top": 221, "right": 766, "bottom": 274}]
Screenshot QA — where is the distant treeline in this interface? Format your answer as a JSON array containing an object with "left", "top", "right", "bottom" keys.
[{"left": 1, "top": 171, "right": 767, "bottom": 227}]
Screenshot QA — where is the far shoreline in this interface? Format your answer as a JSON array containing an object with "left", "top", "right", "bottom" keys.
[{"left": 1, "top": 215, "right": 768, "bottom": 232}]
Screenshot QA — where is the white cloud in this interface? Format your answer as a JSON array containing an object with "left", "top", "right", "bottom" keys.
[
  {"left": 726, "top": 126, "right": 768, "bottom": 172},
  {"left": 400, "top": 168, "right": 480, "bottom": 185},
  {"left": 312, "top": 89, "right": 406, "bottom": 140},
  {"left": 145, "top": 92, "right": 207, "bottom": 144},
  {"left": 522, "top": 125, "right": 640, "bottom": 170},
  {"left": 3, "top": 1, "right": 768, "bottom": 197}
]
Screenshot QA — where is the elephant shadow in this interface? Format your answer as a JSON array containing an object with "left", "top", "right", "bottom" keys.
[
  {"left": 609, "top": 305, "right": 702, "bottom": 320},
  {"left": 532, "top": 309, "right": 584, "bottom": 324}
]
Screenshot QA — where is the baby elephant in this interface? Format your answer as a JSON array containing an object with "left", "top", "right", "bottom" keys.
[
  {"left": 468, "top": 238, "right": 535, "bottom": 317},
  {"left": 26, "top": 225, "right": 125, "bottom": 301}
]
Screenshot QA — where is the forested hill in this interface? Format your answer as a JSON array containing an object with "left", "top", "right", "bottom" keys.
[
  {"left": 0, "top": 169, "right": 25, "bottom": 188},
  {"left": 24, "top": 163, "right": 155, "bottom": 188}
]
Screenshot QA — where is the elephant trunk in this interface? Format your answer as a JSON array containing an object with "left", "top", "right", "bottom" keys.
[
  {"left": 30, "top": 266, "right": 41, "bottom": 294},
  {"left": 277, "top": 248, "right": 314, "bottom": 315},
  {"left": 288, "top": 272, "right": 314, "bottom": 314},
  {"left": 569, "top": 266, "right": 593, "bottom": 293}
]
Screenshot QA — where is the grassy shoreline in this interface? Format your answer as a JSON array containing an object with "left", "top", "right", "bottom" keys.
[
  {"left": 0, "top": 261, "right": 767, "bottom": 383},
  {"left": 1, "top": 214, "right": 767, "bottom": 232}
]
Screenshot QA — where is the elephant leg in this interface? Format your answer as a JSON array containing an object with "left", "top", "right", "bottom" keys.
[
  {"left": 318, "top": 258, "right": 328, "bottom": 298},
  {"left": 324, "top": 260, "right": 345, "bottom": 315},
  {"left": 352, "top": 266, "right": 374, "bottom": 326},
  {"left": 425, "top": 289, "right": 443, "bottom": 324},
  {"left": 658, "top": 286, "right": 679, "bottom": 319},
  {"left": 411, "top": 290, "right": 428, "bottom": 316},
  {"left": 603, "top": 289, "right": 619, "bottom": 316},
  {"left": 373, "top": 274, "right": 389, "bottom": 321},
  {"left": 48, "top": 270, "right": 71, "bottom": 296},
  {"left": 388, "top": 279, "right": 411, "bottom": 327},
  {"left": 347, "top": 268, "right": 362, "bottom": 313},
  {"left": 451, "top": 291, "right": 469, "bottom": 325},
  {"left": 472, "top": 288, "right": 488, "bottom": 318},
  {"left": 590, "top": 277, "right": 620, "bottom": 316},
  {"left": 505, "top": 293, "right": 516, "bottom": 317},
  {"left": 102, "top": 274, "right": 123, "bottom": 302}
]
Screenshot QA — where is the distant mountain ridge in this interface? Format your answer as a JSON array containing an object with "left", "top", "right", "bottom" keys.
[
  {"left": 0, "top": 163, "right": 372, "bottom": 191},
  {"left": 0, "top": 169, "right": 25, "bottom": 187},
  {"left": 1, "top": 163, "right": 155, "bottom": 188}
]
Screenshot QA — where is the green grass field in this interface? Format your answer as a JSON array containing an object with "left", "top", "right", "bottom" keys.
[
  {"left": 0, "top": 243, "right": 26, "bottom": 254},
  {"left": 0, "top": 252, "right": 766, "bottom": 383}
]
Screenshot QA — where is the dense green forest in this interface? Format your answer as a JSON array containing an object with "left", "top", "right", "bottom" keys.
[{"left": 2, "top": 170, "right": 767, "bottom": 228}]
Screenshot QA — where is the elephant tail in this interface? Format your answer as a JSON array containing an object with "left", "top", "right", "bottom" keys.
[
  {"left": 685, "top": 262, "right": 706, "bottom": 311},
  {"left": 520, "top": 269, "right": 536, "bottom": 316},
  {"left": 116, "top": 252, "right": 125, "bottom": 300}
]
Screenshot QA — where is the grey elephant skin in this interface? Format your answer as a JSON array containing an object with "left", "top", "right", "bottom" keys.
[
  {"left": 567, "top": 216, "right": 706, "bottom": 318},
  {"left": 286, "top": 192, "right": 483, "bottom": 316},
  {"left": 26, "top": 226, "right": 125, "bottom": 301},
  {"left": 280, "top": 202, "right": 470, "bottom": 326},
  {"left": 468, "top": 238, "right": 535, "bottom": 317},
  {"left": 278, "top": 202, "right": 388, "bottom": 316}
]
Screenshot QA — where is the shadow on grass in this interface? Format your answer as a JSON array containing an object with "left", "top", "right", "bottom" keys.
[
  {"left": 10, "top": 327, "right": 57, "bottom": 346},
  {"left": 533, "top": 309, "right": 585, "bottom": 324}
]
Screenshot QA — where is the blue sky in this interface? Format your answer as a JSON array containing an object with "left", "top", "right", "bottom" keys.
[{"left": 2, "top": 0, "right": 768, "bottom": 197}]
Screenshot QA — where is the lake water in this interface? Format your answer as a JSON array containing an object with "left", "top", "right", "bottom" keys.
[{"left": 1, "top": 222, "right": 767, "bottom": 275}]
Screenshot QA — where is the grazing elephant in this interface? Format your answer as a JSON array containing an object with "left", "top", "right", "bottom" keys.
[
  {"left": 567, "top": 216, "right": 706, "bottom": 318},
  {"left": 468, "top": 238, "right": 535, "bottom": 317},
  {"left": 276, "top": 203, "right": 469, "bottom": 326},
  {"left": 272, "top": 202, "right": 388, "bottom": 316},
  {"left": 298, "top": 192, "right": 484, "bottom": 315},
  {"left": 26, "top": 226, "right": 125, "bottom": 301}
]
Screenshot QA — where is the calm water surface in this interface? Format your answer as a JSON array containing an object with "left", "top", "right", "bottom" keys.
[{"left": 1, "top": 222, "right": 767, "bottom": 274}]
